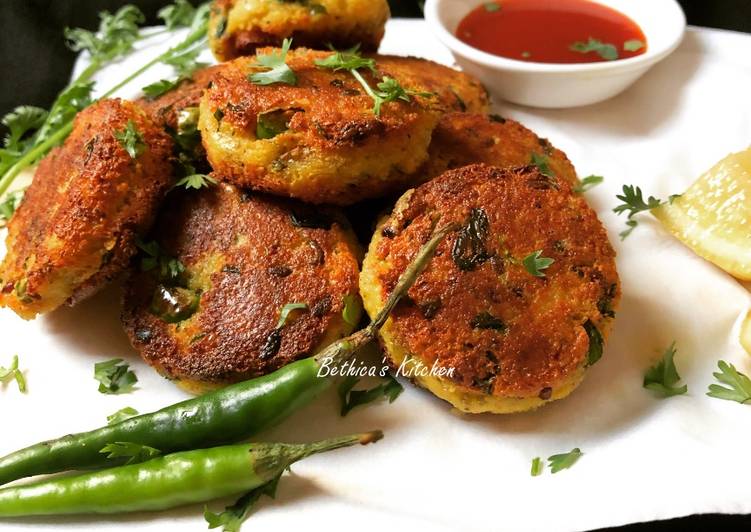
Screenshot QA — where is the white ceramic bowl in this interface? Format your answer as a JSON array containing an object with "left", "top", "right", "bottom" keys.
[{"left": 425, "top": 0, "right": 686, "bottom": 108}]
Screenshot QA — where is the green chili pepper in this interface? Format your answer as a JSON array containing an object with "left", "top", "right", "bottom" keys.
[
  {"left": 0, "top": 431, "right": 381, "bottom": 517},
  {"left": 0, "top": 223, "right": 456, "bottom": 486}
]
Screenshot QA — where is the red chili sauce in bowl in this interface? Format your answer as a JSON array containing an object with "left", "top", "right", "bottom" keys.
[{"left": 456, "top": 0, "right": 648, "bottom": 64}]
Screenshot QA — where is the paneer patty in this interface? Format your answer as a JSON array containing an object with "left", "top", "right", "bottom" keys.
[
  {"left": 209, "top": 0, "right": 390, "bottom": 61},
  {"left": 360, "top": 164, "right": 620, "bottom": 413},
  {"left": 0, "top": 99, "right": 174, "bottom": 320},
  {"left": 121, "top": 183, "right": 362, "bottom": 393},
  {"left": 199, "top": 48, "right": 441, "bottom": 205}
]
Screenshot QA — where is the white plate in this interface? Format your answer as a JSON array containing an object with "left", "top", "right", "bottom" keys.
[{"left": 2, "top": 19, "right": 751, "bottom": 532}]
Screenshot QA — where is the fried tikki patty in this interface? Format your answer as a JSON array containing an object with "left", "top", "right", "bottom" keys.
[
  {"left": 121, "top": 183, "right": 362, "bottom": 393},
  {"left": 209, "top": 0, "right": 389, "bottom": 61},
  {"left": 360, "top": 164, "right": 620, "bottom": 413},
  {"left": 199, "top": 48, "right": 441, "bottom": 205},
  {"left": 421, "top": 113, "right": 578, "bottom": 186},
  {"left": 0, "top": 99, "right": 173, "bottom": 320}
]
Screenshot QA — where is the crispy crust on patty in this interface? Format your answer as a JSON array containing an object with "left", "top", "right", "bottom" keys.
[
  {"left": 420, "top": 113, "right": 579, "bottom": 186},
  {"left": 0, "top": 99, "right": 174, "bottom": 320},
  {"left": 199, "top": 48, "right": 441, "bottom": 205},
  {"left": 360, "top": 164, "right": 620, "bottom": 413},
  {"left": 121, "top": 183, "right": 362, "bottom": 392},
  {"left": 209, "top": 0, "right": 390, "bottom": 61}
]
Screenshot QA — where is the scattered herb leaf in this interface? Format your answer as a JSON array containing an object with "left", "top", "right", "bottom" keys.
[
  {"left": 136, "top": 237, "right": 185, "bottom": 283},
  {"left": 531, "top": 456, "right": 544, "bottom": 477},
  {"left": 249, "top": 38, "right": 297, "bottom": 86},
  {"left": 522, "top": 250, "right": 554, "bottom": 278},
  {"left": 338, "top": 375, "right": 404, "bottom": 416},
  {"left": 205, "top": 474, "right": 282, "bottom": 532},
  {"left": 0, "top": 355, "right": 26, "bottom": 393},
  {"left": 114, "top": 120, "right": 145, "bottom": 159},
  {"left": 64, "top": 5, "right": 145, "bottom": 63},
  {"left": 574, "top": 175, "right": 604, "bottom": 193},
  {"left": 613, "top": 184, "right": 672, "bottom": 239},
  {"left": 643, "top": 342, "right": 688, "bottom": 398},
  {"left": 94, "top": 358, "right": 138, "bottom": 394},
  {"left": 174, "top": 173, "right": 216, "bottom": 190},
  {"left": 570, "top": 38, "right": 619, "bottom": 61},
  {"left": 548, "top": 448, "right": 582, "bottom": 473},
  {"left": 100, "top": 442, "right": 161, "bottom": 465},
  {"left": 107, "top": 406, "right": 140, "bottom": 425},
  {"left": 707, "top": 360, "right": 751, "bottom": 404},
  {"left": 530, "top": 152, "right": 555, "bottom": 178}
]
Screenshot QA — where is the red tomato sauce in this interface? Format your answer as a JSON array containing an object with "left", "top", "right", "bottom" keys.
[{"left": 456, "top": 0, "right": 648, "bottom": 64}]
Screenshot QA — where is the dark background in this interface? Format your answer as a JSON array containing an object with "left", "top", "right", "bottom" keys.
[{"left": 1, "top": 1, "right": 750, "bottom": 530}]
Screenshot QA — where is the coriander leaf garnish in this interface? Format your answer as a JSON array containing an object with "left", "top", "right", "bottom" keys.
[
  {"left": 547, "top": 448, "right": 582, "bottom": 473},
  {"left": 643, "top": 342, "right": 688, "bottom": 398},
  {"left": 249, "top": 38, "right": 298, "bottom": 86},
  {"left": 135, "top": 237, "right": 186, "bottom": 283},
  {"left": 530, "top": 152, "right": 555, "bottom": 178},
  {"left": 624, "top": 39, "right": 646, "bottom": 52},
  {"left": 2, "top": 106, "right": 48, "bottom": 153},
  {"left": 94, "top": 358, "right": 138, "bottom": 395},
  {"left": 613, "top": 185, "right": 679, "bottom": 239},
  {"left": 174, "top": 173, "right": 217, "bottom": 190},
  {"left": 483, "top": 2, "right": 501, "bottom": 12},
  {"left": 0, "top": 189, "right": 24, "bottom": 227},
  {"left": 164, "top": 46, "right": 207, "bottom": 78},
  {"left": 100, "top": 442, "right": 161, "bottom": 465},
  {"left": 574, "top": 175, "right": 604, "bottom": 193},
  {"left": 107, "top": 406, "right": 140, "bottom": 425},
  {"left": 142, "top": 79, "right": 181, "bottom": 100},
  {"left": 64, "top": 5, "right": 145, "bottom": 63},
  {"left": 707, "top": 360, "right": 751, "bottom": 404},
  {"left": 584, "top": 320, "right": 603, "bottom": 366},
  {"left": 570, "top": 38, "right": 619, "bottom": 61},
  {"left": 531, "top": 456, "right": 544, "bottom": 477},
  {"left": 205, "top": 474, "right": 282, "bottom": 532},
  {"left": 522, "top": 250, "right": 554, "bottom": 278},
  {"left": 0, "top": 355, "right": 27, "bottom": 393},
  {"left": 158, "top": 0, "right": 197, "bottom": 30},
  {"left": 315, "top": 45, "right": 432, "bottom": 116},
  {"left": 114, "top": 120, "right": 145, "bottom": 159},
  {"left": 277, "top": 302, "right": 308, "bottom": 328},
  {"left": 338, "top": 374, "right": 404, "bottom": 417}
]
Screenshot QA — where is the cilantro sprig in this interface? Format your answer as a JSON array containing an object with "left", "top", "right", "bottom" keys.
[
  {"left": 174, "top": 173, "right": 217, "bottom": 190},
  {"left": 338, "top": 374, "right": 404, "bottom": 416},
  {"left": 0, "top": 189, "right": 24, "bottom": 227},
  {"left": 136, "top": 238, "right": 185, "bottom": 283},
  {"left": 613, "top": 184, "right": 680, "bottom": 239},
  {"left": 315, "top": 45, "right": 432, "bottom": 116},
  {"left": 707, "top": 361, "right": 751, "bottom": 404},
  {"left": 205, "top": 475, "right": 281, "bottom": 532},
  {"left": 643, "top": 342, "right": 688, "bottom": 398},
  {"left": 249, "top": 38, "right": 298, "bottom": 86},
  {"left": 94, "top": 358, "right": 138, "bottom": 395},
  {"left": 0, "top": 2, "right": 211, "bottom": 201},
  {"left": 0, "top": 355, "right": 27, "bottom": 393}
]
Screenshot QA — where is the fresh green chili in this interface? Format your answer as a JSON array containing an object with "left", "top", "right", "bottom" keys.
[
  {"left": 0, "top": 223, "right": 456, "bottom": 486},
  {"left": 0, "top": 431, "right": 381, "bottom": 517}
]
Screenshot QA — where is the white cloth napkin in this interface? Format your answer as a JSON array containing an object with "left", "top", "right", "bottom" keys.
[{"left": 2, "top": 19, "right": 751, "bottom": 532}]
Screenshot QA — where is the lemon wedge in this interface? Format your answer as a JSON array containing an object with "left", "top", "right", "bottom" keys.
[
  {"left": 653, "top": 147, "right": 751, "bottom": 280},
  {"left": 741, "top": 310, "right": 751, "bottom": 357}
]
